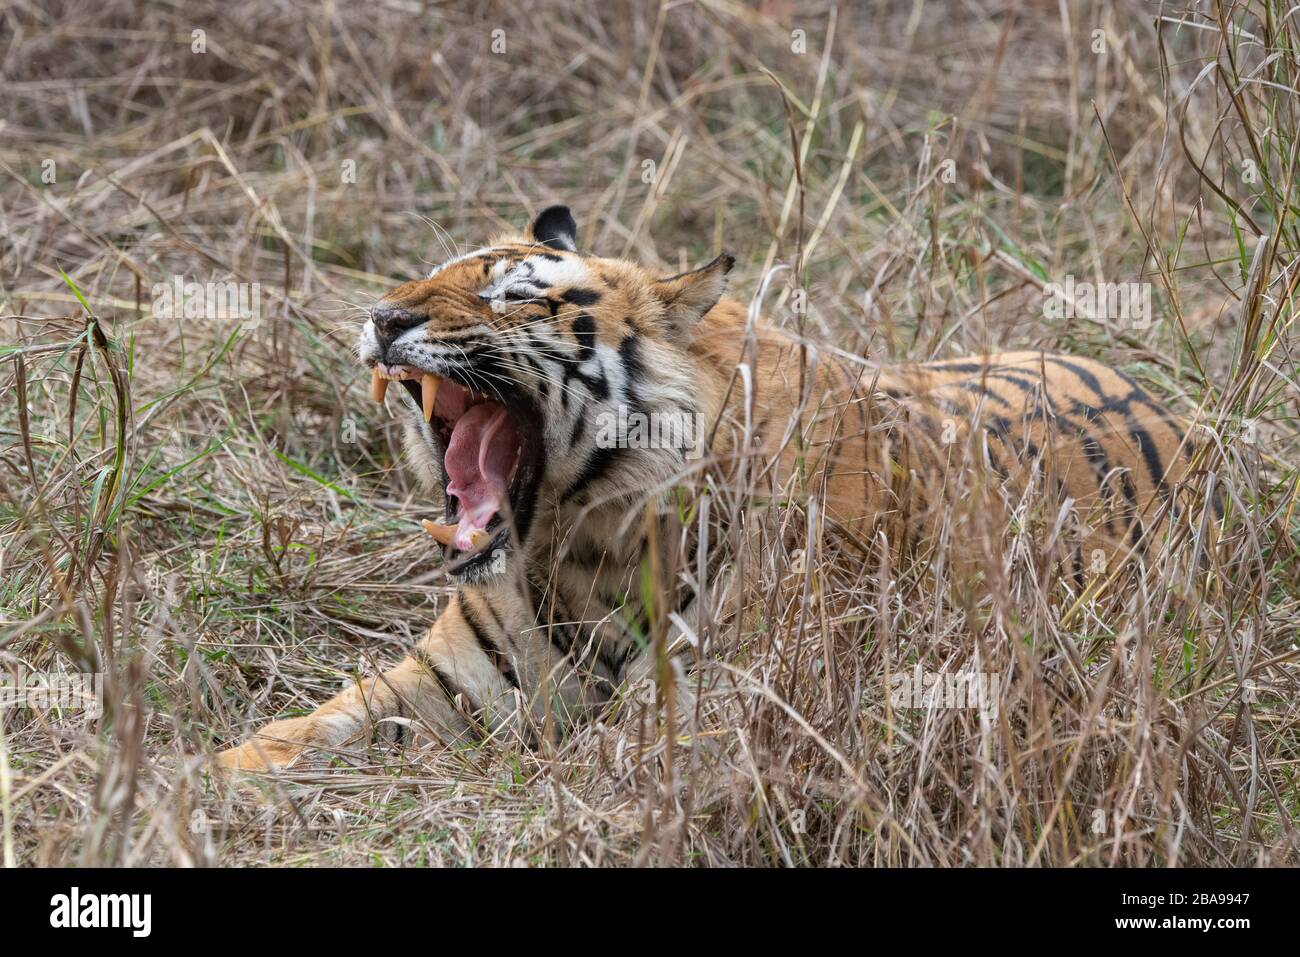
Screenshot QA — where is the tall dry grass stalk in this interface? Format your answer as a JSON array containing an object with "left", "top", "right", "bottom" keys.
[{"left": 0, "top": 0, "right": 1297, "bottom": 866}]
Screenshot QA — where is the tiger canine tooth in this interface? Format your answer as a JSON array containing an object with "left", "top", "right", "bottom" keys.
[
  {"left": 421, "top": 519, "right": 457, "bottom": 546},
  {"left": 421, "top": 373, "right": 440, "bottom": 422},
  {"left": 371, "top": 367, "right": 390, "bottom": 403},
  {"left": 420, "top": 520, "right": 491, "bottom": 552}
]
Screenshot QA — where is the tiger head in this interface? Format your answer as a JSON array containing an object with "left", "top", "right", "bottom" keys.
[{"left": 359, "top": 206, "right": 735, "bottom": 580}]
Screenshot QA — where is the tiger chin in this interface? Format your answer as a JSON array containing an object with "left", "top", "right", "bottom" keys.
[{"left": 217, "top": 204, "right": 1195, "bottom": 772}]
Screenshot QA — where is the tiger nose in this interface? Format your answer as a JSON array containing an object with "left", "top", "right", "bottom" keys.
[{"left": 370, "top": 302, "right": 425, "bottom": 351}]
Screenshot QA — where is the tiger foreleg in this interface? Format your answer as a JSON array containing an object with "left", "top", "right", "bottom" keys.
[
  {"left": 217, "top": 592, "right": 518, "bottom": 771},
  {"left": 216, "top": 657, "right": 455, "bottom": 771}
]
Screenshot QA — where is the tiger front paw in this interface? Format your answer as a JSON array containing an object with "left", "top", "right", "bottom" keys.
[{"left": 215, "top": 717, "right": 316, "bottom": 772}]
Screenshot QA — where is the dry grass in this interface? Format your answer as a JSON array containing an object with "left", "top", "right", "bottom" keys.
[{"left": 1, "top": 0, "right": 1298, "bottom": 866}]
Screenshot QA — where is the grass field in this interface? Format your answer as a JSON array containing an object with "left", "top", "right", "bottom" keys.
[{"left": 2, "top": 0, "right": 1298, "bottom": 866}]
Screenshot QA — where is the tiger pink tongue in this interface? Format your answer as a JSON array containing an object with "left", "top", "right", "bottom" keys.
[{"left": 445, "top": 403, "right": 516, "bottom": 550}]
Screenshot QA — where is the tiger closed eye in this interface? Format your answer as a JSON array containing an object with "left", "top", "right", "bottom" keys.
[{"left": 482, "top": 289, "right": 542, "bottom": 315}]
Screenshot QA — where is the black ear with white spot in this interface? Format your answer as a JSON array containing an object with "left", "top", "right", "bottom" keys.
[
  {"left": 650, "top": 254, "right": 735, "bottom": 339},
  {"left": 530, "top": 205, "right": 578, "bottom": 252}
]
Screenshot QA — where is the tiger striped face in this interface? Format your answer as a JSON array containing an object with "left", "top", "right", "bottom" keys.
[{"left": 359, "top": 206, "right": 733, "bottom": 581}]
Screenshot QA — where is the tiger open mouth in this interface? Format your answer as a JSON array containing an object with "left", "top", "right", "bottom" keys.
[{"left": 370, "top": 363, "right": 542, "bottom": 567}]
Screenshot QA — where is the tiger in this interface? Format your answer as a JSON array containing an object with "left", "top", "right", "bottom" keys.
[{"left": 217, "top": 204, "right": 1197, "bottom": 771}]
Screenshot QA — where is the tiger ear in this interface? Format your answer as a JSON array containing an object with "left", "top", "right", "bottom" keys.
[
  {"left": 650, "top": 254, "right": 735, "bottom": 339},
  {"left": 529, "top": 205, "right": 578, "bottom": 252}
]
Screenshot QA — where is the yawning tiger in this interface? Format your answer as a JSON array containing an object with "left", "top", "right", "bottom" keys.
[{"left": 217, "top": 205, "right": 1194, "bottom": 770}]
